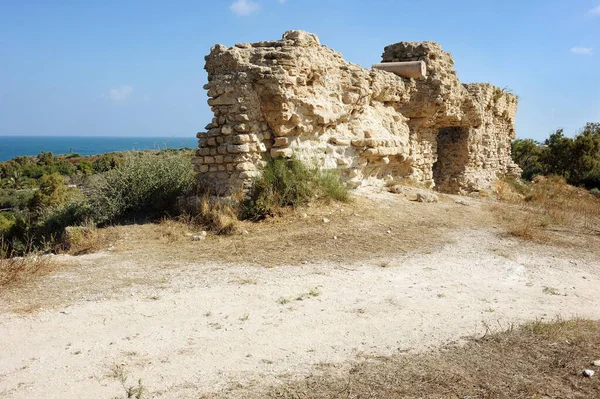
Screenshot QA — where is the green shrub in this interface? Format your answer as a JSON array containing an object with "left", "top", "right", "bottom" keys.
[
  {"left": 92, "top": 151, "right": 195, "bottom": 223},
  {"left": 36, "top": 200, "right": 93, "bottom": 243},
  {"left": 29, "top": 173, "right": 71, "bottom": 209},
  {"left": 0, "top": 188, "right": 34, "bottom": 210},
  {"left": 241, "top": 157, "right": 349, "bottom": 220},
  {"left": 0, "top": 212, "right": 15, "bottom": 234},
  {"left": 77, "top": 161, "right": 94, "bottom": 175}
]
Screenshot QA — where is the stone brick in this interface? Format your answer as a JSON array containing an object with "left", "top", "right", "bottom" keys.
[{"left": 228, "top": 144, "right": 250, "bottom": 154}]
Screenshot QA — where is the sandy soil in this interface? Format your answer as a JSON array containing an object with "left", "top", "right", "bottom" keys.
[{"left": 1, "top": 190, "right": 599, "bottom": 398}]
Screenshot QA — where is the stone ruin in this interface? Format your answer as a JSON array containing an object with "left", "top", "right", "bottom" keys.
[{"left": 194, "top": 30, "right": 521, "bottom": 195}]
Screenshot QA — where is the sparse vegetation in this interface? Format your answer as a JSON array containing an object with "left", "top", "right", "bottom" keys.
[
  {"left": 109, "top": 364, "right": 144, "bottom": 399},
  {"left": 0, "top": 249, "right": 64, "bottom": 287},
  {"left": 251, "top": 318, "right": 600, "bottom": 399},
  {"left": 494, "top": 174, "right": 600, "bottom": 241}
]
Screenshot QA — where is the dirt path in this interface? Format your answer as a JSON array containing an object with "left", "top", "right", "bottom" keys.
[{"left": 1, "top": 193, "right": 599, "bottom": 398}]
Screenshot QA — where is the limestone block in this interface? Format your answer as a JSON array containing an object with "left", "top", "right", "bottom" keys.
[
  {"left": 208, "top": 95, "right": 238, "bottom": 106},
  {"left": 217, "top": 145, "right": 228, "bottom": 155},
  {"left": 274, "top": 137, "right": 289, "bottom": 147},
  {"left": 271, "top": 148, "right": 294, "bottom": 158},
  {"left": 233, "top": 134, "right": 251, "bottom": 144},
  {"left": 236, "top": 162, "right": 256, "bottom": 171},
  {"left": 234, "top": 123, "right": 249, "bottom": 133},
  {"left": 228, "top": 144, "right": 250, "bottom": 154}
]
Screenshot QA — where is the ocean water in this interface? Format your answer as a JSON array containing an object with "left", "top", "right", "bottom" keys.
[{"left": 0, "top": 136, "right": 196, "bottom": 162}]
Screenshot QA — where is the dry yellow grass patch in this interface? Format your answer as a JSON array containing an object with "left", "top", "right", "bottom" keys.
[
  {"left": 216, "top": 318, "right": 600, "bottom": 399},
  {"left": 62, "top": 223, "right": 121, "bottom": 255},
  {"left": 492, "top": 175, "right": 600, "bottom": 243}
]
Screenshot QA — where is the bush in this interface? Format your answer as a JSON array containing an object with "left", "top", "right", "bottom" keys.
[
  {"left": 29, "top": 173, "right": 71, "bottom": 209},
  {"left": 0, "top": 188, "right": 34, "bottom": 210},
  {"left": 92, "top": 151, "right": 195, "bottom": 223},
  {"left": 0, "top": 212, "right": 15, "bottom": 234},
  {"left": 241, "top": 157, "right": 349, "bottom": 220}
]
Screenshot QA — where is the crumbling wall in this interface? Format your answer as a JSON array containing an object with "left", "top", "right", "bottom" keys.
[{"left": 194, "top": 30, "right": 520, "bottom": 195}]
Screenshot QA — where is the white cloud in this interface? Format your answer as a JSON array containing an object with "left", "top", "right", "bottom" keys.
[
  {"left": 108, "top": 85, "right": 133, "bottom": 102},
  {"left": 570, "top": 47, "right": 593, "bottom": 55},
  {"left": 278, "top": 0, "right": 287, "bottom": 3},
  {"left": 588, "top": 5, "right": 600, "bottom": 16},
  {"left": 229, "top": 0, "right": 260, "bottom": 16}
]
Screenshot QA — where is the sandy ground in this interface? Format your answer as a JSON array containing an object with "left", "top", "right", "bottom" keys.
[{"left": 1, "top": 191, "right": 599, "bottom": 398}]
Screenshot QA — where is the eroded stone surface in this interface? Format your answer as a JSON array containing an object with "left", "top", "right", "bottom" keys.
[{"left": 195, "top": 30, "right": 520, "bottom": 194}]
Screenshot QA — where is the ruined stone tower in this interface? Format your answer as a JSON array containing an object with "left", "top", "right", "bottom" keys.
[{"left": 194, "top": 30, "right": 521, "bottom": 195}]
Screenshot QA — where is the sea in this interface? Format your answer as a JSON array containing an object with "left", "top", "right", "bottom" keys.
[{"left": 0, "top": 136, "right": 196, "bottom": 162}]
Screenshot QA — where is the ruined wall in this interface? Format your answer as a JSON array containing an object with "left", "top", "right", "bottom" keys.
[{"left": 194, "top": 30, "right": 520, "bottom": 194}]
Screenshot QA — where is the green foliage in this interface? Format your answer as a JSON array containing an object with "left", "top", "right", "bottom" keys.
[
  {"left": 29, "top": 173, "right": 71, "bottom": 209},
  {"left": 77, "top": 161, "right": 94, "bottom": 175},
  {"left": 0, "top": 188, "right": 34, "bottom": 210},
  {"left": 36, "top": 200, "right": 93, "bottom": 243},
  {"left": 91, "top": 151, "right": 195, "bottom": 224},
  {"left": 511, "top": 139, "right": 544, "bottom": 180},
  {"left": 0, "top": 151, "right": 76, "bottom": 185},
  {"left": 0, "top": 213, "right": 16, "bottom": 234},
  {"left": 1, "top": 149, "right": 195, "bottom": 255},
  {"left": 92, "top": 154, "right": 122, "bottom": 173},
  {"left": 512, "top": 122, "right": 600, "bottom": 190},
  {"left": 241, "top": 157, "right": 349, "bottom": 220}
]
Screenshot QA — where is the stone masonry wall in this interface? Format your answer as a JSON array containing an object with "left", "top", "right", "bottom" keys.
[{"left": 194, "top": 30, "right": 521, "bottom": 195}]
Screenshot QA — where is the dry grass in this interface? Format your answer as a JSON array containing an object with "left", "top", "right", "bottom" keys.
[
  {"left": 112, "top": 194, "right": 467, "bottom": 267},
  {"left": 62, "top": 223, "right": 120, "bottom": 255},
  {"left": 220, "top": 318, "right": 600, "bottom": 399},
  {"left": 492, "top": 176, "right": 600, "bottom": 243},
  {"left": 0, "top": 253, "right": 65, "bottom": 287},
  {"left": 194, "top": 195, "right": 239, "bottom": 235}
]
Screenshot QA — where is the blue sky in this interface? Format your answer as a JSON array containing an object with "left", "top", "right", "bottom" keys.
[{"left": 1, "top": 0, "right": 599, "bottom": 141}]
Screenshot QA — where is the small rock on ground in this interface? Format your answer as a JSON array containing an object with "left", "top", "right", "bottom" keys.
[{"left": 416, "top": 191, "right": 439, "bottom": 203}]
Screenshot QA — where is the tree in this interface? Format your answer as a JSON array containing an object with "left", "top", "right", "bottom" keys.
[
  {"left": 511, "top": 139, "right": 544, "bottom": 180},
  {"left": 540, "top": 129, "right": 574, "bottom": 178}
]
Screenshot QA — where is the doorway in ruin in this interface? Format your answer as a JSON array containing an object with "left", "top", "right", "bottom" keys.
[{"left": 432, "top": 127, "right": 470, "bottom": 193}]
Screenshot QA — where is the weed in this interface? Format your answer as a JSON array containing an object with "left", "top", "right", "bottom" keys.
[
  {"left": 109, "top": 365, "right": 144, "bottom": 399},
  {"left": 542, "top": 286, "right": 561, "bottom": 296},
  {"left": 0, "top": 248, "right": 63, "bottom": 287},
  {"left": 277, "top": 297, "right": 291, "bottom": 305}
]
